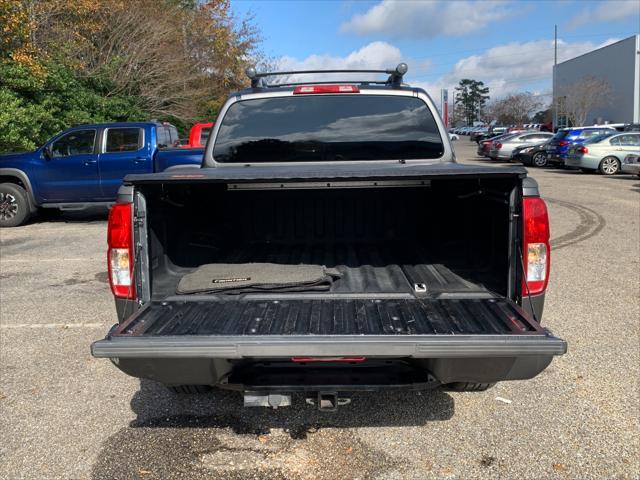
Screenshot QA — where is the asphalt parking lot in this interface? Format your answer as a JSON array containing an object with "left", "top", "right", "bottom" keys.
[{"left": 1, "top": 140, "right": 638, "bottom": 480}]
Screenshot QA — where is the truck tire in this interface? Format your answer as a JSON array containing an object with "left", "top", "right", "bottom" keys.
[
  {"left": 599, "top": 156, "right": 620, "bottom": 175},
  {"left": 0, "top": 183, "right": 31, "bottom": 227},
  {"left": 444, "top": 382, "right": 496, "bottom": 392},
  {"left": 168, "top": 385, "right": 212, "bottom": 394}
]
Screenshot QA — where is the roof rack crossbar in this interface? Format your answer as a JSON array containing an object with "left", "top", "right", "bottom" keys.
[
  {"left": 245, "top": 63, "right": 408, "bottom": 88},
  {"left": 258, "top": 80, "right": 391, "bottom": 88}
]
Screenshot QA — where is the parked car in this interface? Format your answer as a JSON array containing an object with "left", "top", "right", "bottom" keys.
[
  {"left": 469, "top": 127, "right": 489, "bottom": 142},
  {"left": 449, "top": 133, "right": 459, "bottom": 141},
  {"left": 545, "top": 126, "right": 616, "bottom": 166},
  {"left": 621, "top": 154, "right": 640, "bottom": 176},
  {"left": 512, "top": 142, "right": 551, "bottom": 167},
  {"left": 475, "top": 126, "right": 507, "bottom": 144},
  {"left": 565, "top": 132, "right": 640, "bottom": 175},
  {"left": 180, "top": 122, "right": 214, "bottom": 149},
  {"left": 0, "top": 121, "right": 204, "bottom": 227},
  {"left": 489, "top": 132, "right": 554, "bottom": 161},
  {"left": 91, "top": 65, "right": 565, "bottom": 408},
  {"left": 477, "top": 132, "right": 516, "bottom": 157}
]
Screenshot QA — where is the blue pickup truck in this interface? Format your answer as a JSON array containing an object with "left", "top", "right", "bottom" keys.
[{"left": 0, "top": 121, "right": 203, "bottom": 227}]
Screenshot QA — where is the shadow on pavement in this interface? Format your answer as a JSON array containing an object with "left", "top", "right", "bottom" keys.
[
  {"left": 91, "top": 379, "right": 454, "bottom": 479},
  {"left": 35, "top": 206, "right": 109, "bottom": 225}
]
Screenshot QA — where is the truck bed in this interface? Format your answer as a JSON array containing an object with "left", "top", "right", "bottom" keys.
[{"left": 152, "top": 242, "right": 497, "bottom": 299}]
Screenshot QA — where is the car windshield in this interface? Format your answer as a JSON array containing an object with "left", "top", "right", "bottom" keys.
[{"left": 213, "top": 95, "right": 444, "bottom": 163}]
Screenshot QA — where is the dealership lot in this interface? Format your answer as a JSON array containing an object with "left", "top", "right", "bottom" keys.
[{"left": 0, "top": 141, "right": 638, "bottom": 480}]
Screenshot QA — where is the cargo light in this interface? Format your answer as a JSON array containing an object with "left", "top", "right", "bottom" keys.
[
  {"left": 293, "top": 85, "right": 359, "bottom": 94},
  {"left": 522, "top": 197, "right": 550, "bottom": 296},
  {"left": 107, "top": 203, "right": 135, "bottom": 299}
]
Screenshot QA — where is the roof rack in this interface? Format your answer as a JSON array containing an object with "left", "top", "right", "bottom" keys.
[{"left": 245, "top": 63, "right": 408, "bottom": 89}]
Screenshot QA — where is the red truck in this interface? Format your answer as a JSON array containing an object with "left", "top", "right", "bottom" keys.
[{"left": 180, "top": 122, "right": 214, "bottom": 148}]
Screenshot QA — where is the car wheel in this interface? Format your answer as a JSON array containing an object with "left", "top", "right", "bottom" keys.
[
  {"left": 532, "top": 152, "right": 548, "bottom": 167},
  {"left": 0, "top": 183, "right": 31, "bottom": 227},
  {"left": 599, "top": 156, "right": 620, "bottom": 175},
  {"left": 444, "top": 382, "right": 496, "bottom": 392}
]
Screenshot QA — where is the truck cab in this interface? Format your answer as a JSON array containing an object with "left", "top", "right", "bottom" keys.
[{"left": 0, "top": 121, "right": 203, "bottom": 227}]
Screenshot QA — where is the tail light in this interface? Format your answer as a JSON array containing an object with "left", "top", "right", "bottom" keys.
[
  {"left": 293, "top": 85, "right": 359, "bottom": 94},
  {"left": 577, "top": 146, "right": 588, "bottom": 154},
  {"left": 522, "top": 197, "right": 550, "bottom": 296},
  {"left": 107, "top": 203, "right": 135, "bottom": 299},
  {"left": 558, "top": 140, "right": 569, "bottom": 147},
  {"left": 495, "top": 142, "right": 503, "bottom": 149}
]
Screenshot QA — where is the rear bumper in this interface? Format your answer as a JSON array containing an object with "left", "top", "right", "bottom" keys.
[
  {"left": 93, "top": 335, "right": 565, "bottom": 387},
  {"left": 92, "top": 297, "right": 566, "bottom": 387},
  {"left": 92, "top": 332, "right": 567, "bottom": 359}
]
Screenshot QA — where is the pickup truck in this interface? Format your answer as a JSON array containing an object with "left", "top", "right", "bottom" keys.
[
  {"left": 0, "top": 121, "right": 203, "bottom": 227},
  {"left": 180, "top": 122, "right": 214, "bottom": 148},
  {"left": 91, "top": 65, "right": 566, "bottom": 410}
]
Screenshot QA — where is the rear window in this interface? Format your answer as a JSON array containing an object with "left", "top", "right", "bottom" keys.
[
  {"left": 200, "top": 127, "right": 211, "bottom": 145},
  {"left": 552, "top": 130, "right": 571, "bottom": 140},
  {"left": 583, "top": 134, "right": 613, "bottom": 144},
  {"left": 213, "top": 95, "right": 444, "bottom": 163}
]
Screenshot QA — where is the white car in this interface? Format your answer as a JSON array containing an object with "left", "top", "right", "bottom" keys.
[{"left": 449, "top": 133, "right": 459, "bottom": 141}]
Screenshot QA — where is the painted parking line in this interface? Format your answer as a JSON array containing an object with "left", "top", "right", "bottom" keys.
[{"left": 0, "top": 323, "right": 106, "bottom": 329}]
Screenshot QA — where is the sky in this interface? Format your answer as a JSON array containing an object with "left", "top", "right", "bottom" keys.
[{"left": 233, "top": 0, "right": 640, "bottom": 104}]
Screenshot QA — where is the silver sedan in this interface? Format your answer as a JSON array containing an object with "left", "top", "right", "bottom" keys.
[
  {"left": 565, "top": 133, "right": 640, "bottom": 175},
  {"left": 489, "top": 132, "right": 554, "bottom": 160}
]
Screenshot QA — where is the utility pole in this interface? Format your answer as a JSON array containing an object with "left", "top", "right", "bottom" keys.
[
  {"left": 554, "top": 24, "right": 557, "bottom": 65},
  {"left": 553, "top": 25, "right": 558, "bottom": 131}
]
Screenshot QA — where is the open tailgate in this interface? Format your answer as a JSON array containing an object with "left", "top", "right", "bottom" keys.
[{"left": 92, "top": 297, "right": 566, "bottom": 359}]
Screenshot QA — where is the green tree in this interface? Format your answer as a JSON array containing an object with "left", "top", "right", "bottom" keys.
[
  {"left": 0, "top": 0, "right": 264, "bottom": 152},
  {"left": 454, "top": 79, "right": 490, "bottom": 125}
]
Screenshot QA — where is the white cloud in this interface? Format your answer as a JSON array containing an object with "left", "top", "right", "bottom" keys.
[
  {"left": 413, "top": 37, "right": 619, "bottom": 99},
  {"left": 270, "top": 37, "right": 619, "bottom": 101},
  {"left": 341, "top": 0, "right": 514, "bottom": 38},
  {"left": 567, "top": 0, "right": 640, "bottom": 29},
  {"left": 274, "top": 41, "right": 430, "bottom": 83}
]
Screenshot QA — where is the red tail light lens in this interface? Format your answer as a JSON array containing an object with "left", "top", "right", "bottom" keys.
[
  {"left": 522, "top": 197, "right": 550, "bottom": 296},
  {"left": 577, "top": 146, "right": 588, "bottom": 154},
  {"left": 558, "top": 140, "right": 569, "bottom": 147},
  {"left": 293, "top": 85, "right": 359, "bottom": 94},
  {"left": 495, "top": 142, "right": 503, "bottom": 149},
  {"left": 107, "top": 203, "right": 135, "bottom": 299}
]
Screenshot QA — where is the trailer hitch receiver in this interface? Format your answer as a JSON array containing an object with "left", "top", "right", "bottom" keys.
[{"left": 306, "top": 392, "right": 351, "bottom": 411}]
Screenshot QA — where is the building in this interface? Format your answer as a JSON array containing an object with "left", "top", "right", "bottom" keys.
[{"left": 553, "top": 35, "right": 640, "bottom": 128}]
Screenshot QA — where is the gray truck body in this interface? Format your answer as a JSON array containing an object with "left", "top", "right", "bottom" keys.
[{"left": 92, "top": 79, "right": 566, "bottom": 403}]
